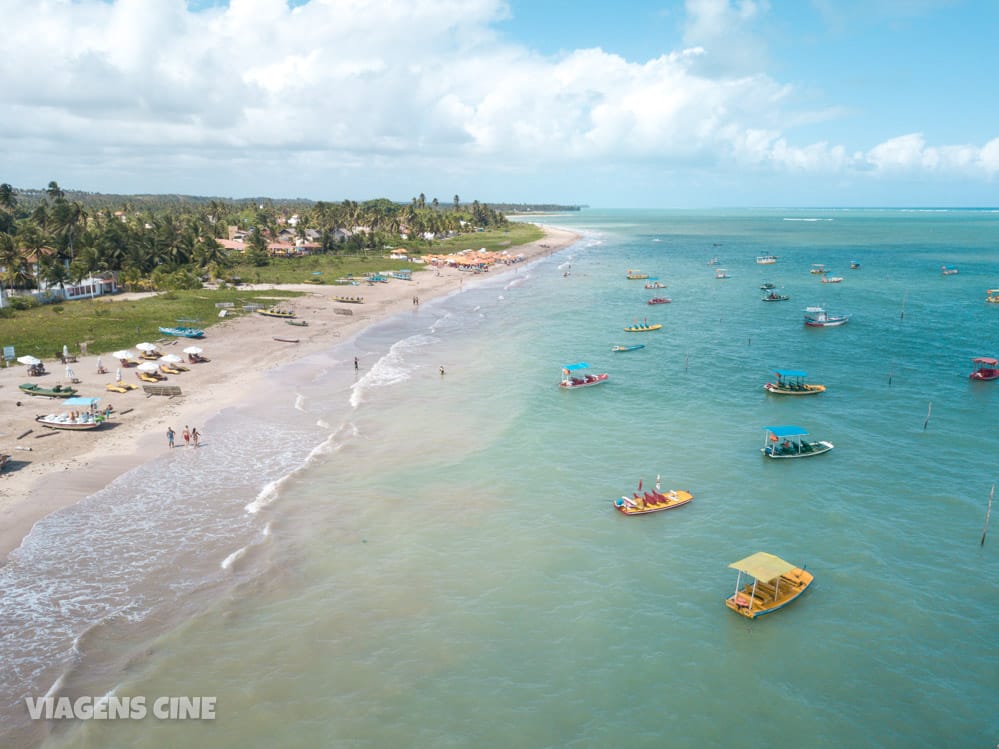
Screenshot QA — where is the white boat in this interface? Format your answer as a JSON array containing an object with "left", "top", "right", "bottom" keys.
[
  {"left": 714, "top": 268, "right": 729, "bottom": 279},
  {"left": 941, "top": 265, "right": 959, "bottom": 275},
  {"left": 803, "top": 306, "right": 849, "bottom": 327},
  {"left": 761, "top": 426, "right": 833, "bottom": 459},
  {"left": 756, "top": 255, "right": 778, "bottom": 264},
  {"left": 821, "top": 276, "right": 844, "bottom": 284}
]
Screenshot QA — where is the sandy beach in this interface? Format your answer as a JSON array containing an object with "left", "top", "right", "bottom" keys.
[{"left": 0, "top": 224, "right": 578, "bottom": 561}]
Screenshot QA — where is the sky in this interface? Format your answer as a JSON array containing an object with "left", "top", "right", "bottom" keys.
[{"left": 1, "top": 0, "right": 997, "bottom": 208}]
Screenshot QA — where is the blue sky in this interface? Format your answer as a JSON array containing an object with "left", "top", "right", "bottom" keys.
[{"left": 1, "top": 0, "right": 996, "bottom": 208}]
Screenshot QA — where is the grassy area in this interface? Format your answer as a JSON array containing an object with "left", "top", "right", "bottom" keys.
[
  {"left": 422, "top": 222, "right": 543, "bottom": 253},
  {"left": 0, "top": 288, "right": 303, "bottom": 362}
]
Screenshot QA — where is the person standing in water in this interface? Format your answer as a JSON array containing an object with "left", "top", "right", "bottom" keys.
[
  {"left": 191, "top": 427, "right": 200, "bottom": 448},
  {"left": 183, "top": 426, "right": 190, "bottom": 447},
  {"left": 439, "top": 365, "right": 445, "bottom": 376},
  {"left": 166, "top": 426, "right": 175, "bottom": 449}
]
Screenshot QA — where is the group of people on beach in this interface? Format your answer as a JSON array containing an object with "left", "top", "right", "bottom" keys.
[{"left": 166, "top": 425, "right": 200, "bottom": 449}]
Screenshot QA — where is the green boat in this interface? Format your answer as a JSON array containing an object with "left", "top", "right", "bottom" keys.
[{"left": 19, "top": 383, "right": 79, "bottom": 398}]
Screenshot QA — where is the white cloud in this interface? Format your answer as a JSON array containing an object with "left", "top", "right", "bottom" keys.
[{"left": 0, "top": 0, "right": 994, "bottom": 200}]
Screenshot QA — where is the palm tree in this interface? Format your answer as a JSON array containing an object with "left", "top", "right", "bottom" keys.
[
  {"left": 0, "top": 183, "right": 16, "bottom": 211},
  {"left": 46, "top": 181, "right": 65, "bottom": 202}
]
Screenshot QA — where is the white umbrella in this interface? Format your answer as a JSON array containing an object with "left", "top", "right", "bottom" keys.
[
  {"left": 17, "top": 355, "right": 41, "bottom": 366},
  {"left": 160, "top": 354, "right": 183, "bottom": 364},
  {"left": 62, "top": 345, "right": 69, "bottom": 358},
  {"left": 112, "top": 350, "right": 134, "bottom": 360},
  {"left": 136, "top": 342, "right": 157, "bottom": 352},
  {"left": 182, "top": 346, "right": 203, "bottom": 355},
  {"left": 96, "top": 356, "right": 103, "bottom": 371},
  {"left": 115, "top": 368, "right": 122, "bottom": 382},
  {"left": 137, "top": 362, "right": 160, "bottom": 373}
]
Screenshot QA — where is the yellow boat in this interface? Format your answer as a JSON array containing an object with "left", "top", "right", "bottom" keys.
[
  {"left": 623, "top": 323, "right": 662, "bottom": 332},
  {"left": 763, "top": 369, "right": 826, "bottom": 396},
  {"left": 725, "top": 552, "right": 813, "bottom": 619},
  {"left": 257, "top": 307, "right": 296, "bottom": 318},
  {"left": 626, "top": 270, "right": 649, "bottom": 280},
  {"left": 986, "top": 289, "right": 999, "bottom": 304}
]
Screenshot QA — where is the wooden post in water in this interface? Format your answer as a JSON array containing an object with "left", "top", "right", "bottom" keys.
[
  {"left": 923, "top": 401, "right": 932, "bottom": 431},
  {"left": 888, "top": 359, "right": 893, "bottom": 387},
  {"left": 982, "top": 484, "right": 994, "bottom": 546},
  {"left": 900, "top": 290, "right": 907, "bottom": 321},
  {"left": 685, "top": 353, "right": 689, "bottom": 373}
]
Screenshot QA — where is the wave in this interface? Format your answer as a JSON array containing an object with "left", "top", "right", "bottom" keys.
[
  {"left": 349, "top": 334, "right": 440, "bottom": 408},
  {"left": 782, "top": 217, "right": 834, "bottom": 222},
  {"left": 504, "top": 276, "right": 528, "bottom": 290}
]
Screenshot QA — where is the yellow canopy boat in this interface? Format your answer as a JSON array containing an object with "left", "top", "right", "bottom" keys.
[
  {"left": 626, "top": 269, "right": 649, "bottom": 280},
  {"left": 725, "top": 552, "right": 813, "bottom": 619},
  {"left": 624, "top": 323, "right": 662, "bottom": 332},
  {"left": 986, "top": 289, "right": 999, "bottom": 304}
]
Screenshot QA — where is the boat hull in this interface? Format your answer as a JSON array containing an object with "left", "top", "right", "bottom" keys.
[
  {"left": 761, "top": 441, "right": 834, "bottom": 458},
  {"left": 611, "top": 344, "right": 645, "bottom": 352},
  {"left": 19, "top": 384, "right": 78, "bottom": 398},
  {"left": 158, "top": 327, "right": 205, "bottom": 338},
  {"left": 970, "top": 370, "right": 999, "bottom": 381},
  {"left": 560, "top": 374, "right": 609, "bottom": 389},
  {"left": 726, "top": 568, "right": 814, "bottom": 619},
  {"left": 761, "top": 295, "right": 789, "bottom": 302},
  {"left": 804, "top": 317, "right": 848, "bottom": 327},
  {"left": 613, "top": 489, "right": 693, "bottom": 515},
  {"left": 35, "top": 417, "right": 103, "bottom": 430},
  {"left": 763, "top": 383, "right": 826, "bottom": 395}
]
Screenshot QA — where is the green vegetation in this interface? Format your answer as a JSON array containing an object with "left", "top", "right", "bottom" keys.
[{"left": 0, "top": 288, "right": 302, "bottom": 361}]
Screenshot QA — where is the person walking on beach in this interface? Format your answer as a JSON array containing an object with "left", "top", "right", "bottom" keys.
[
  {"left": 354, "top": 356, "right": 359, "bottom": 371},
  {"left": 439, "top": 364, "right": 445, "bottom": 376},
  {"left": 191, "top": 427, "right": 200, "bottom": 448},
  {"left": 166, "top": 427, "right": 175, "bottom": 449},
  {"left": 183, "top": 426, "right": 190, "bottom": 447}
]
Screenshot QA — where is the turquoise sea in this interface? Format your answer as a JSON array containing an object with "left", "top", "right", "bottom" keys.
[{"left": 2, "top": 208, "right": 998, "bottom": 748}]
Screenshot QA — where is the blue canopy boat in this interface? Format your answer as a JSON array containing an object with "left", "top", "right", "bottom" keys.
[
  {"left": 560, "top": 362, "right": 609, "bottom": 389},
  {"left": 761, "top": 426, "right": 833, "bottom": 459},
  {"left": 159, "top": 326, "right": 206, "bottom": 338},
  {"left": 763, "top": 369, "right": 825, "bottom": 395}
]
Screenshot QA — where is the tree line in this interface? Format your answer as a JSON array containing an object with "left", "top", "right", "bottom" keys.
[{"left": 0, "top": 182, "right": 508, "bottom": 294}]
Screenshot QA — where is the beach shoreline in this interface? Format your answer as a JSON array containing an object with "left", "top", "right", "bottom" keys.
[{"left": 0, "top": 224, "right": 579, "bottom": 561}]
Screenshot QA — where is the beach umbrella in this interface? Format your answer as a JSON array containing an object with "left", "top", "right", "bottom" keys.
[
  {"left": 112, "top": 350, "right": 133, "bottom": 360},
  {"left": 62, "top": 344, "right": 69, "bottom": 359},
  {"left": 115, "top": 368, "right": 122, "bottom": 382},
  {"left": 160, "top": 354, "right": 183, "bottom": 364},
  {"left": 137, "top": 362, "right": 160, "bottom": 373},
  {"left": 136, "top": 342, "right": 157, "bottom": 352},
  {"left": 17, "top": 355, "right": 41, "bottom": 366},
  {"left": 182, "top": 346, "right": 203, "bottom": 355},
  {"left": 96, "top": 356, "right": 103, "bottom": 372}
]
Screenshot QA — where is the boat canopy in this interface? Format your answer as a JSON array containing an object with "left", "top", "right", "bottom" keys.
[
  {"left": 729, "top": 552, "right": 797, "bottom": 582},
  {"left": 973, "top": 357, "right": 999, "bottom": 366},
  {"left": 63, "top": 397, "right": 100, "bottom": 406},
  {"left": 774, "top": 369, "right": 808, "bottom": 378},
  {"left": 562, "top": 362, "right": 590, "bottom": 371},
  {"left": 763, "top": 425, "right": 808, "bottom": 438}
]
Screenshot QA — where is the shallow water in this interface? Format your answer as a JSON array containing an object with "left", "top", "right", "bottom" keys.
[{"left": 3, "top": 208, "right": 998, "bottom": 748}]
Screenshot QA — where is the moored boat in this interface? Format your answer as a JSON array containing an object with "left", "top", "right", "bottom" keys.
[
  {"left": 986, "top": 289, "right": 999, "bottom": 304},
  {"left": 761, "top": 290, "right": 789, "bottom": 302},
  {"left": 725, "top": 552, "right": 813, "bottom": 619},
  {"left": 560, "top": 362, "right": 609, "bottom": 389},
  {"left": 850, "top": 260, "right": 861, "bottom": 269},
  {"left": 158, "top": 325, "right": 206, "bottom": 338},
  {"left": 626, "top": 269, "right": 649, "bottom": 280},
  {"left": 969, "top": 357, "right": 999, "bottom": 381},
  {"left": 761, "top": 425, "right": 833, "bottom": 458},
  {"left": 611, "top": 344, "right": 645, "bottom": 352},
  {"left": 941, "top": 264, "right": 959, "bottom": 275},
  {"left": 19, "top": 383, "right": 78, "bottom": 398},
  {"left": 714, "top": 268, "right": 729, "bottom": 279},
  {"left": 623, "top": 322, "right": 662, "bottom": 332},
  {"left": 647, "top": 297, "right": 671, "bottom": 305},
  {"left": 613, "top": 477, "right": 693, "bottom": 515},
  {"left": 644, "top": 280, "right": 667, "bottom": 289},
  {"left": 36, "top": 397, "right": 108, "bottom": 430},
  {"left": 810, "top": 263, "right": 829, "bottom": 275},
  {"left": 756, "top": 255, "right": 778, "bottom": 264},
  {"left": 803, "top": 306, "right": 849, "bottom": 327},
  {"left": 764, "top": 369, "right": 825, "bottom": 395},
  {"left": 760, "top": 281, "right": 776, "bottom": 290},
  {"left": 333, "top": 296, "right": 364, "bottom": 303},
  {"left": 821, "top": 276, "right": 844, "bottom": 284}
]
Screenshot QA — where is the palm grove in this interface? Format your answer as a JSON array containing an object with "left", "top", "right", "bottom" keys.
[{"left": 0, "top": 182, "right": 508, "bottom": 300}]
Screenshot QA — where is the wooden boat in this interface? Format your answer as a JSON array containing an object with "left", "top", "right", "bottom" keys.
[
  {"left": 644, "top": 281, "right": 667, "bottom": 289},
  {"left": 36, "top": 397, "right": 107, "bottom": 430},
  {"left": 623, "top": 322, "right": 662, "bottom": 332},
  {"left": 969, "top": 357, "right": 999, "bottom": 381},
  {"left": 941, "top": 265, "right": 959, "bottom": 276},
  {"left": 273, "top": 337, "right": 300, "bottom": 343},
  {"left": 333, "top": 296, "right": 364, "bottom": 304},
  {"left": 725, "top": 552, "right": 813, "bottom": 619},
  {"left": 986, "top": 289, "right": 999, "bottom": 304},
  {"left": 626, "top": 270, "right": 649, "bottom": 280},
  {"left": 821, "top": 276, "right": 844, "bottom": 284},
  {"left": 611, "top": 344, "right": 645, "bottom": 353},
  {"left": 764, "top": 369, "right": 825, "bottom": 395},
  {"left": 286, "top": 319, "right": 309, "bottom": 327},
  {"left": 761, "top": 426, "right": 833, "bottom": 458},
  {"left": 560, "top": 363, "right": 609, "bottom": 389},
  {"left": 647, "top": 297, "right": 671, "bottom": 305},
  {"left": 158, "top": 326, "right": 205, "bottom": 338},
  {"left": 803, "top": 306, "right": 849, "bottom": 327},
  {"left": 257, "top": 307, "right": 296, "bottom": 318},
  {"left": 613, "top": 479, "right": 693, "bottom": 515},
  {"left": 761, "top": 291, "right": 789, "bottom": 302},
  {"left": 755, "top": 255, "right": 778, "bottom": 265},
  {"left": 810, "top": 264, "right": 829, "bottom": 275},
  {"left": 19, "top": 383, "right": 78, "bottom": 398}
]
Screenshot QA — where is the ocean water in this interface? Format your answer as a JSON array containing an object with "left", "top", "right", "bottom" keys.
[{"left": 3, "top": 208, "right": 998, "bottom": 748}]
